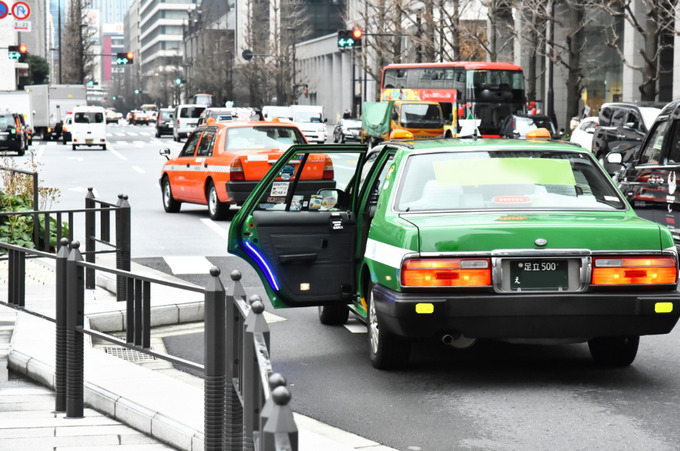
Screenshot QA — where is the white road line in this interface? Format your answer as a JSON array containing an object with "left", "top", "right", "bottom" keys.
[
  {"left": 134, "top": 140, "right": 147, "bottom": 146},
  {"left": 132, "top": 165, "right": 145, "bottom": 174},
  {"left": 200, "top": 218, "right": 229, "bottom": 241},
  {"left": 344, "top": 318, "right": 367, "bottom": 334},
  {"left": 164, "top": 256, "right": 214, "bottom": 275},
  {"left": 108, "top": 146, "right": 127, "bottom": 160}
]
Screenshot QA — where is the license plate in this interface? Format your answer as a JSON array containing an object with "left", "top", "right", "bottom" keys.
[
  {"left": 86, "top": 139, "right": 93, "bottom": 144},
  {"left": 510, "top": 260, "right": 568, "bottom": 291}
]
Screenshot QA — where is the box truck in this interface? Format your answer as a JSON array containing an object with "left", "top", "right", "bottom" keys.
[{"left": 25, "top": 84, "right": 87, "bottom": 141}]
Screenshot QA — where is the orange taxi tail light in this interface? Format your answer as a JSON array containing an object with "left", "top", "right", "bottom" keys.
[
  {"left": 322, "top": 155, "right": 334, "bottom": 180},
  {"left": 401, "top": 258, "right": 491, "bottom": 287},
  {"left": 592, "top": 256, "right": 678, "bottom": 285},
  {"left": 230, "top": 158, "right": 245, "bottom": 181}
]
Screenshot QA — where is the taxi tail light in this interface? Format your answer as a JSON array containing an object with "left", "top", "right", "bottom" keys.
[
  {"left": 322, "top": 156, "right": 334, "bottom": 180},
  {"left": 230, "top": 158, "right": 245, "bottom": 181},
  {"left": 401, "top": 258, "right": 491, "bottom": 287},
  {"left": 591, "top": 256, "right": 678, "bottom": 285}
]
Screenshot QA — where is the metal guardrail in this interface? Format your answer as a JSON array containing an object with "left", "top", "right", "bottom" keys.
[
  {"left": 0, "top": 186, "right": 131, "bottom": 301},
  {"left": 0, "top": 238, "right": 298, "bottom": 451}
]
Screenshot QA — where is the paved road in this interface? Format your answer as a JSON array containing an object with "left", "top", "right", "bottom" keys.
[{"left": 16, "top": 123, "right": 680, "bottom": 451}]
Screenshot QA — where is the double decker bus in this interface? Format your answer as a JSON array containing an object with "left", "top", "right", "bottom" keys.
[{"left": 381, "top": 61, "right": 526, "bottom": 137}]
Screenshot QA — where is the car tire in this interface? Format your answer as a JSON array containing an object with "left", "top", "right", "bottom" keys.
[
  {"left": 588, "top": 336, "right": 639, "bottom": 367},
  {"left": 367, "top": 282, "right": 410, "bottom": 369},
  {"left": 17, "top": 149, "right": 25, "bottom": 157},
  {"left": 318, "top": 304, "right": 349, "bottom": 325},
  {"left": 101, "top": 144, "right": 107, "bottom": 150},
  {"left": 72, "top": 144, "right": 77, "bottom": 151},
  {"left": 162, "top": 177, "right": 181, "bottom": 213},
  {"left": 207, "top": 181, "right": 228, "bottom": 220},
  {"left": 155, "top": 130, "right": 160, "bottom": 138}
]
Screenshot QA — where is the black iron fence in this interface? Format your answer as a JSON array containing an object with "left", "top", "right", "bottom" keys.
[
  {"left": 0, "top": 238, "right": 298, "bottom": 451},
  {"left": 0, "top": 186, "right": 131, "bottom": 301}
]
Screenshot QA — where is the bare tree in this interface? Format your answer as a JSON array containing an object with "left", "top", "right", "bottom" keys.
[
  {"left": 61, "top": 0, "right": 95, "bottom": 84},
  {"left": 600, "top": 0, "right": 675, "bottom": 101}
]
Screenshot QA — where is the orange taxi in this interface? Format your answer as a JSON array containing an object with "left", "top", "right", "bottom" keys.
[{"left": 159, "top": 119, "right": 336, "bottom": 219}]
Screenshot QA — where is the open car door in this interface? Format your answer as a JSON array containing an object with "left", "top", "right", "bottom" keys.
[{"left": 228, "top": 144, "right": 369, "bottom": 308}]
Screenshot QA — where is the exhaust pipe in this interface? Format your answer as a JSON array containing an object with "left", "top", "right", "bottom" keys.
[{"left": 441, "top": 332, "right": 477, "bottom": 349}]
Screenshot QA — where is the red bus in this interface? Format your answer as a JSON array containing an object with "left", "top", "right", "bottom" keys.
[{"left": 381, "top": 61, "right": 526, "bottom": 137}]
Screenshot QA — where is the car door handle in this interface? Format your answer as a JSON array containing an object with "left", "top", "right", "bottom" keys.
[{"left": 279, "top": 253, "right": 317, "bottom": 264}]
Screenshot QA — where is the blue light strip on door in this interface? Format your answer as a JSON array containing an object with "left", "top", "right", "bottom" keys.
[{"left": 242, "top": 241, "right": 280, "bottom": 291}]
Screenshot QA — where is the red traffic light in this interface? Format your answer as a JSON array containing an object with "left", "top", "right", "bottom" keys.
[
  {"left": 126, "top": 51, "right": 134, "bottom": 59},
  {"left": 18, "top": 44, "right": 27, "bottom": 54},
  {"left": 352, "top": 28, "right": 363, "bottom": 39}
]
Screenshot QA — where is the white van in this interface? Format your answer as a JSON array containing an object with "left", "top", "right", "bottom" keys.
[
  {"left": 290, "top": 105, "right": 327, "bottom": 143},
  {"left": 70, "top": 106, "right": 107, "bottom": 150},
  {"left": 173, "top": 104, "right": 207, "bottom": 141},
  {"left": 262, "top": 105, "right": 293, "bottom": 122}
]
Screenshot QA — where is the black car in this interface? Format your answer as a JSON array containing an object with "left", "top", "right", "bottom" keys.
[
  {"left": 591, "top": 102, "right": 663, "bottom": 161},
  {"left": 0, "top": 112, "right": 26, "bottom": 156},
  {"left": 332, "top": 118, "right": 362, "bottom": 143},
  {"left": 615, "top": 99, "right": 680, "bottom": 245},
  {"left": 155, "top": 108, "right": 175, "bottom": 137},
  {"left": 499, "top": 114, "right": 561, "bottom": 139}
]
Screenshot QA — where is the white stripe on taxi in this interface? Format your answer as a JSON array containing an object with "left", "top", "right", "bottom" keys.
[
  {"left": 163, "top": 164, "right": 232, "bottom": 173},
  {"left": 364, "top": 238, "right": 413, "bottom": 269}
]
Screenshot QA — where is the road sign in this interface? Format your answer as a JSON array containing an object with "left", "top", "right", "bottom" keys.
[
  {"left": 14, "top": 20, "right": 30, "bottom": 31},
  {"left": 0, "top": 1, "right": 8, "bottom": 20},
  {"left": 11, "top": 1, "right": 30, "bottom": 20},
  {"left": 242, "top": 49, "right": 253, "bottom": 61}
]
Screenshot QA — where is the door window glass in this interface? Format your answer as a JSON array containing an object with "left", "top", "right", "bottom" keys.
[
  {"left": 254, "top": 150, "right": 363, "bottom": 211},
  {"left": 179, "top": 130, "right": 203, "bottom": 157},
  {"left": 639, "top": 120, "right": 669, "bottom": 164},
  {"left": 667, "top": 122, "right": 680, "bottom": 164},
  {"left": 196, "top": 128, "right": 216, "bottom": 156}
]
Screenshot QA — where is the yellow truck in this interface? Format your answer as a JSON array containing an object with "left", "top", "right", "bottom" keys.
[{"left": 361, "top": 100, "right": 444, "bottom": 145}]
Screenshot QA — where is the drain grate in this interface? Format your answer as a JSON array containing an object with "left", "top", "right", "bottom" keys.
[{"left": 102, "top": 346, "right": 157, "bottom": 362}]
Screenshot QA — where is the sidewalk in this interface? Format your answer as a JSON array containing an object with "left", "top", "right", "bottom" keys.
[{"left": 0, "top": 256, "right": 396, "bottom": 451}]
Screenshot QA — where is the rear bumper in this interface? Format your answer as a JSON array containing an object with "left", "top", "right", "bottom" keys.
[
  {"left": 226, "top": 179, "right": 336, "bottom": 204},
  {"left": 372, "top": 283, "right": 680, "bottom": 339}
]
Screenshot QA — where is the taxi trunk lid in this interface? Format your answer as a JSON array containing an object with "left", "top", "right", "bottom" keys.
[{"left": 401, "top": 212, "right": 665, "bottom": 253}]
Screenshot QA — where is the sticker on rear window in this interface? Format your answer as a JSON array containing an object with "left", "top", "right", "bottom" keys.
[{"left": 271, "top": 182, "right": 289, "bottom": 197}]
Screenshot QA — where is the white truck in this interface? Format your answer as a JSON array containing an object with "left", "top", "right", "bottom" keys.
[
  {"left": 0, "top": 90, "right": 33, "bottom": 145},
  {"left": 25, "top": 84, "right": 87, "bottom": 141},
  {"left": 290, "top": 105, "right": 327, "bottom": 144}
]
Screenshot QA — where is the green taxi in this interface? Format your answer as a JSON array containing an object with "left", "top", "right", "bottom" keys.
[{"left": 228, "top": 138, "right": 680, "bottom": 369}]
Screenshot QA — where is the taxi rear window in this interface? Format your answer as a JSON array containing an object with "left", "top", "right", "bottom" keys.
[
  {"left": 396, "top": 150, "right": 626, "bottom": 212},
  {"left": 224, "top": 126, "right": 306, "bottom": 151}
]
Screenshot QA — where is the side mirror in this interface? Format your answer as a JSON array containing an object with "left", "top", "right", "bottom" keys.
[
  {"left": 585, "top": 127, "right": 595, "bottom": 134},
  {"left": 606, "top": 153, "right": 623, "bottom": 164},
  {"left": 159, "top": 148, "right": 171, "bottom": 160}
]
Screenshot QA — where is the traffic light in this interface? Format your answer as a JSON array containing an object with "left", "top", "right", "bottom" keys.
[
  {"left": 337, "top": 29, "right": 362, "bottom": 49},
  {"left": 116, "top": 51, "right": 134, "bottom": 65},
  {"left": 134, "top": 89, "right": 141, "bottom": 94},
  {"left": 175, "top": 78, "right": 184, "bottom": 85},
  {"left": 8, "top": 44, "right": 27, "bottom": 61},
  {"left": 87, "top": 80, "right": 94, "bottom": 87},
  {"left": 337, "top": 30, "right": 352, "bottom": 49},
  {"left": 8, "top": 45, "right": 20, "bottom": 60},
  {"left": 351, "top": 28, "right": 363, "bottom": 48}
]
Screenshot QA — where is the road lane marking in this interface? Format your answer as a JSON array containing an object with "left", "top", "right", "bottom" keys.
[
  {"left": 164, "top": 256, "right": 214, "bottom": 275},
  {"left": 344, "top": 318, "right": 367, "bottom": 333},
  {"left": 108, "top": 147, "right": 127, "bottom": 160},
  {"left": 132, "top": 165, "right": 145, "bottom": 174},
  {"left": 200, "top": 218, "right": 229, "bottom": 241}
]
